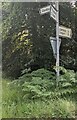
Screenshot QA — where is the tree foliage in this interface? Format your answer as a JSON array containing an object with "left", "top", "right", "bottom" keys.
[{"left": 2, "top": 2, "right": 76, "bottom": 78}]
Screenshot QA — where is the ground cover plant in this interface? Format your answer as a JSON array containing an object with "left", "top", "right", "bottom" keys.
[{"left": 2, "top": 68, "right": 77, "bottom": 118}]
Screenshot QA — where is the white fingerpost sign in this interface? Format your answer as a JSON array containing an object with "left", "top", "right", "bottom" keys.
[
  {"left": 50, "top": 5, "right": 57, "bottom": 21},
  {"left": 39, "top": 5, "right": 51, "bottom": 15},
  {"left": 59, "top": 26, "right": 72, "bottom": 38}
]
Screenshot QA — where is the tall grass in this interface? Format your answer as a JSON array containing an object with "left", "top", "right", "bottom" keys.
[{"left": 2, "top": 84, "right": 75, "bottom": 118}]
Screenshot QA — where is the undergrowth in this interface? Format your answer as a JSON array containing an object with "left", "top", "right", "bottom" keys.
[{"left": 2, "top": 68, "right": 77, "bottom": 118}]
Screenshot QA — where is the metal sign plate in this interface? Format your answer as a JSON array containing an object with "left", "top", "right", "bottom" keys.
[
  {"left": 39, "top": 5, "right": 50, "bottom": 15},
  {"left": 59, "top": 26, "right": 72, "bottom": 38},
  {"left": 50, "top": 37, "right": 61, "bottom": 59},
  {"left": 50, "top": 6, "right": 57, "bottom": 21}
]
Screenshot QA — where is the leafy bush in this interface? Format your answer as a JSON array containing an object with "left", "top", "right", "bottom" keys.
[
  {"left": 2, "top": 68, "right": 76, "bottom": 118},
  {"left": 12, "top": 69, "right": 54, "bottom": 100},
  {"left": 4, "top": 68, "right": 76, "bottom": 101},
  {"left": 59, "top": 70, "right": 76, "bottom": 86}
]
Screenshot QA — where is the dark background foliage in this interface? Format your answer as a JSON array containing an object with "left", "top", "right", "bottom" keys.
[{"left": 2, "top": 2, "right": 77, "bottom": 78}]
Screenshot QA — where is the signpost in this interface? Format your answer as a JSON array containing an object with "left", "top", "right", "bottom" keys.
[
  {"left": 56, "top": 2, "right": 59, "bottom": 80},
  {"left": 39, "top": 2, "right": 72, "bottom": 86}
]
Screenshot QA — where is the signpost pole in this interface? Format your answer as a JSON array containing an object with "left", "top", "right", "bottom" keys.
[
  {"left": 39, "top": 2, "right": 72, "bottom": 87},
  {"left": 56, "top": 2, "right": 59, "bottom": 86}
]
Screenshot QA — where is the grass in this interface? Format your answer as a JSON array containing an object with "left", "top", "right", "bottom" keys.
[
  {"left": 2, "top": 100, "right": 75, "bottom": 118},
  {"left": 0, "top": 93, "right": 2, "bottom": 118},
  {"left": 0, "top": 74, "right": 2, "bottom": 119},
  {"left": 2, "top": 78, "right": 76, "bottom": 118}
]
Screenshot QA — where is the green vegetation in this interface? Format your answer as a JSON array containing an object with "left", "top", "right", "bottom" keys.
[
  {"left": 2, "top": 2, "right": 77, "bottom": 78},
  {"left": 1, "top": 2, "right": 77, "bottom": 118},
  {"left": 2, "top": 68, "right": 76, "bottom": 118}
]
